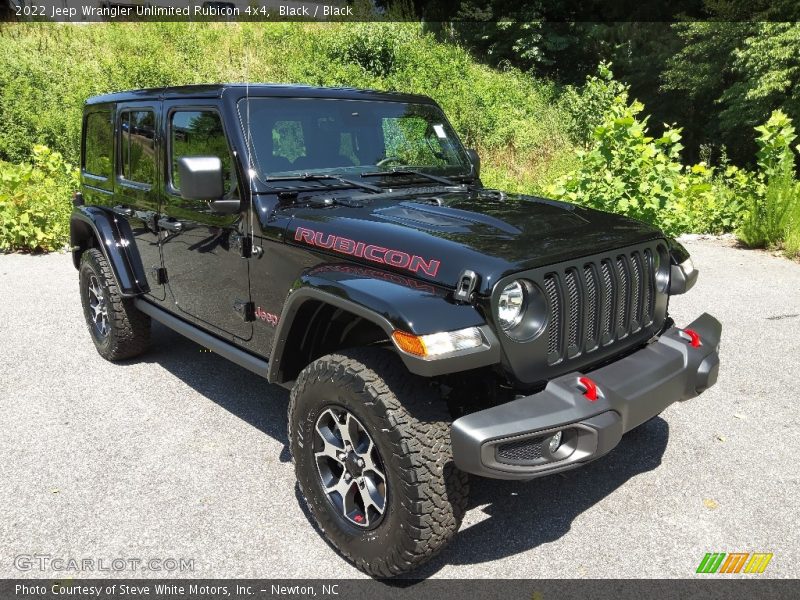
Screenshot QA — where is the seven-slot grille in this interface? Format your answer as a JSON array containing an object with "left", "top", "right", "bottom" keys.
[{"left": 543, "top": 247, "right": 659, "bottom": 365}]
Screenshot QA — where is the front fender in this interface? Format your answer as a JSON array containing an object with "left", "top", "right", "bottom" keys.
[
  {"left": 268, "top": 263, "right": 501, "bottom": 382},
  {"left": 70, "top": 206, "right": 149, "bottom": 296}
]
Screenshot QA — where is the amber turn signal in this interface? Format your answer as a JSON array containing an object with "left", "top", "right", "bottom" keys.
[{"left": 392, "top": 330, "right": 427, "bottom": 356}]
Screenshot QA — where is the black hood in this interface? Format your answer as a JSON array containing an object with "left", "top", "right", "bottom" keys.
[{"left": 279, "top": 187, "right": 664, "bottom": 295}]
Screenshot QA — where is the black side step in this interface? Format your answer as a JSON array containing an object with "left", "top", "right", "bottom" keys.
[{"left": 134, "top": 299, "right": 269, "bottom": 380}]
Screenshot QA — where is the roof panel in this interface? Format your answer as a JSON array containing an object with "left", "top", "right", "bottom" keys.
[{"left": 85, "top": 84, "right": 436, "bottom": 106}]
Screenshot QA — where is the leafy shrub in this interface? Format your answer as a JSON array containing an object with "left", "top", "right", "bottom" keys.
[
  {"left": 738, "top": 110, "right": 800, "bottom": 249},
  {"left": 785, "top": 202, "right": 800, "bottom": 258},
  {"left": 320, "top": 23, "right": 414, "bottom": 78},
  {"left": 550, "top": 65, "right": 755, "bottom": 236},
  {"left": 559, "top": 61, "right": 628, "bottom": 148},
  {"left": 548, "top": 86, "right": 689, "bottom": 235},
  {"left": 0, "top": 145, "right": 78, "bottom": 252},
  {"left": 671, "top": 162, "right": 752, "bottom": 234}
]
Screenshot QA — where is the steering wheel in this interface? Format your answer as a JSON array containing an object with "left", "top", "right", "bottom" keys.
[{"left": 376, "top": 156, "right": 405, "bottom": 167}]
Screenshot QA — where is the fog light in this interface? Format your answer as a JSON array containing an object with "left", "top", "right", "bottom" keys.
[{"left": 548, "top": 431, "right": 562, "bottom": 454}]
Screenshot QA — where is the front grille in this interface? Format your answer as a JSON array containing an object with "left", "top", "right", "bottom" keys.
[
  {"left": 543, "top": 246, "right": 659, "bottom": 365},
  {"left": 497, "top": 436, "right": 546, "bottom": 463}
]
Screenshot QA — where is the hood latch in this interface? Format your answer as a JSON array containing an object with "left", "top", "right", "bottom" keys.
[{"left": 453, "top": 269, "right": 479, "bottom": 304}]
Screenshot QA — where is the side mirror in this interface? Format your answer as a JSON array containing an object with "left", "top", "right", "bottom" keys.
[
  {"left": 466, "top": 148, "right": 480, "bottom": 178},
  {"left": 177, "top": 156, "right": 224, "bottom": 201}
]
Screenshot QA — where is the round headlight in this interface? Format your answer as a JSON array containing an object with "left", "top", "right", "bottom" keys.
[{"left": 498, "top": 280, "right": 526, "bottom": 331}]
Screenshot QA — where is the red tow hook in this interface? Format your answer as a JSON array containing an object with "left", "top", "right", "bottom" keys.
[
  {"left": 578, "top": 376, "right": 599, "bottom": 402},
  {"left": 681, "top": 328, "right": 702, "bottom": 348}
]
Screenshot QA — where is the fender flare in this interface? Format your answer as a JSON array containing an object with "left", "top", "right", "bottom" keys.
[
  {"left": 267, "top": 266, "right": 501, "bottom": 383},
  {"left": 70, "top": 206, "right": 149, "bottom": 297}
]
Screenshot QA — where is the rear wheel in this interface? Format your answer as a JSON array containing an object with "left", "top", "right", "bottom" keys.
[
  {"left": 79, "top": 248, "right": 150, "bottom": 360},
  {"left": 289, "top": 349, "right": 469, "bottom": 577}
]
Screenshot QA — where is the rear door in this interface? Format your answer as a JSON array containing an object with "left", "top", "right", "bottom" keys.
[
  {"left": 114, "top": 101, "right": 165, "bottom": 301},
  {"left": 159, "top": 101, "right": 252, "bottom": 341}
]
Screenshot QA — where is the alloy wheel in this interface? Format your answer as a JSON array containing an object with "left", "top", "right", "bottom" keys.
[
  {"left": 87, "top": 275, "right": 110, "bottom": 338},
  {"left": 313, "top": 406, "right": 387, "bottom": 528}
]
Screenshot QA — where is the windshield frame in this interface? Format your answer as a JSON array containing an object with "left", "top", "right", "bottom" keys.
[{"left": 235, "top": 96, "right": 473, "bottom": 185}]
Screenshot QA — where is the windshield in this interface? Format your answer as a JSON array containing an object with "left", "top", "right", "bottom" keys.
[{"left": 237, "top": 97, "right": 472, "bottom": 180}]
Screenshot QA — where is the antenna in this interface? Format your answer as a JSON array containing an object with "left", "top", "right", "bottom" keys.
[{"left": 244, "top": 47, "right": 255, "bottom": 245}]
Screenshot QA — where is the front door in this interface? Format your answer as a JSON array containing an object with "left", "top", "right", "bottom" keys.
[
  {"left": 159, "top": 102, "right": 252, "bottom": 341},
  {"left": 114, "top": 102, "right": 165, "bottom": 301}
]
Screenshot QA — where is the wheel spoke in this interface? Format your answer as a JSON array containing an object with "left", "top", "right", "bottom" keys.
[
  {"left": 315, "top": 411, "right": 345, "bottom": 456},
  {"left": 337, "top": 412, "right": 358, "bottom": 448},
  {"left": 326, "top": 474, "right": 358, "bottom": 519},
  {"left": 325, "top": 473, "right": 352, "bottom": 497},
  {"left": 359, "top": 476, "right": 385, "bottom": 517},
  {"left": 314, "top": 436, "right": 344, "bottom": 463}
]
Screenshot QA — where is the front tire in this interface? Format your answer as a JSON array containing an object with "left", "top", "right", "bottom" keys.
[
  {"left": 79, "top": 248, "right": 150, "bottom": 361},
  {"left": 288, "top": 350, "right": 469, "bottom": 577}
]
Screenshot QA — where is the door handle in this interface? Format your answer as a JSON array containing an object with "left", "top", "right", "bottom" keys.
[
  {"left": 158, "top": 217, "right": 183, "bottom": 232},
  {"left": 112, "top": 205, "right": 133, "bottom": 217}
]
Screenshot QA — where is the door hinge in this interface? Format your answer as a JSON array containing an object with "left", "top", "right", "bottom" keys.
[
  {"left": 152, "top": 266, "right": 168, "bottom": 284},
  {"left": 234, "top": 300, "right": 255, "bottom": 322},
  {"left": 453, "top": 269, "right": 479, "bottom": 303}
]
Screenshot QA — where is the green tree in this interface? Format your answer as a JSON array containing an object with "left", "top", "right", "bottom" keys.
[{"left": 663, "top": 21, "right": 800, "bottom": 166}]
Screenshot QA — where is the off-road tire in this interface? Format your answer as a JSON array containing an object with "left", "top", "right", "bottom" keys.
[
  {"left": 79, "top": 248, "right": 150, "bottom": 360},
  {"left": 289, "top": 349, "right": 469, "bottom": 577}
]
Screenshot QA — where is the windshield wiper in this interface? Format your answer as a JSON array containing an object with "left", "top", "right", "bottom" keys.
[
  {"left": 265, "top": 173, "right": 382, "bottom": 193},
  {"left": 360, "top": 169, "right": 459, "bottom": 187}
]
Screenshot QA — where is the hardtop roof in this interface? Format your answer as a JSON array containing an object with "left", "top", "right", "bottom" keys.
[{"left": 85, "top": 83, "right": 437, "bottom": 106}]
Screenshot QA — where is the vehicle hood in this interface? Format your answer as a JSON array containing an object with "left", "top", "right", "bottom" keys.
[{"left": 281, "top": 188, "right": 664, "bottom": 295}]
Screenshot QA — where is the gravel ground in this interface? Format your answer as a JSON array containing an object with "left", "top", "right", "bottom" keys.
[{"left": 0, "top": 238, "right": 798, "bottom": 579}]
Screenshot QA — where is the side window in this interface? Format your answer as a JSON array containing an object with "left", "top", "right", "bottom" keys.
[
  {"left": 119, "top": 110, "right": 156, "bottom": 186},
  {"left": 83, "top": 111, "right": 113, "bottom": 181},
  {"left": 170, "top": 110, "right": 236, "bottom": 195}
]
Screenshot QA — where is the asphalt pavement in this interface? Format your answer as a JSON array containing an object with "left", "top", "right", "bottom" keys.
[{"left": 0, "top": 237, "right": 798, "bottom": 579}]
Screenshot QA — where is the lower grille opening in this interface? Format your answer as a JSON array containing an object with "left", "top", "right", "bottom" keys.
[
  {"left": 495, "top": 429, "right": 577, "bottom": 466},
  {"left": 497, "top": 436, "right": 547, "bottom": 463}
]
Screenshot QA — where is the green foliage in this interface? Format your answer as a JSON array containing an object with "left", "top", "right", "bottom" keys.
[
  {"left": 559, "top": 61, "right": 627, "bottom": 148},
  {"left": 0, "top": 22, "right": 577, "bottom": 192},
  {"left": 738, "top": 110, "right": 800, "bottom": 250},
  {"left": 430, "top": 12, "right": 799, "bottom": 168},
  {"left": 663, "top": 21, "right": 800, "bottom": 166},
  {"left": 549, "top": 65, "right": 757, "bottom": 237},
  {"left": 320, "top": 23, "right": 414, "bottom": 78},
  {"left": 0, "top": 145, "right": 79, "bottom": 252},
  {"left": 785, "top": 201, "right": 800, "bottom": 259}
]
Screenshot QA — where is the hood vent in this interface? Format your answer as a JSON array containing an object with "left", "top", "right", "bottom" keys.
[{"left": 375, "top": 202, "right": 522, "bottom": 235}]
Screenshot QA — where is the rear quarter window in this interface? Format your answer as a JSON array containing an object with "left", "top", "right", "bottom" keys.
[{"left": 83, "top": 111, "right": 113, "bottom": 181}]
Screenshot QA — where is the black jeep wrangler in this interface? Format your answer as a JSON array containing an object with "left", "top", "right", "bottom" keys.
[{"left": 71, "top": 84, "right": 721, "bottom": 576}]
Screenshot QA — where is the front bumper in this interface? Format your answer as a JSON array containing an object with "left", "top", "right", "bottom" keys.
[{"left": 451, "top": 313, "right": 721, "bottom": 479}]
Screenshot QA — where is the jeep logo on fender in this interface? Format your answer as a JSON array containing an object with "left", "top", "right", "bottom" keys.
[
  {"left": 294, "top": 227, "right": 441, "bottom": 277},
  {"left": 255, "top": 306, "right": 279, "bottom": 326}
]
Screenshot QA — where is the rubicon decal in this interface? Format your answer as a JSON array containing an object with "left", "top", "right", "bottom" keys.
[{"left": 294, "top": 227, "right": 441, "bottom": 277}]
